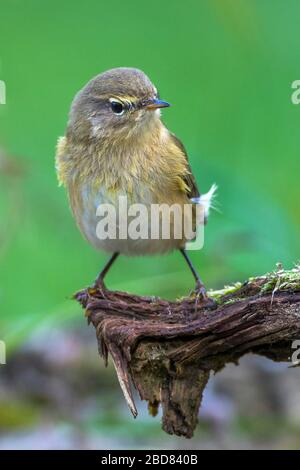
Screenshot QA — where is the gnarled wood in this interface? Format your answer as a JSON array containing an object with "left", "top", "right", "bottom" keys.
[{"left": 75, "top": 267, "right": 300, "bottom": 438}]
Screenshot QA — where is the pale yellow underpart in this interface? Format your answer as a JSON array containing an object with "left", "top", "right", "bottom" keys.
[{"left": 55, "top": 120, "right": 212, "bottom": 255}]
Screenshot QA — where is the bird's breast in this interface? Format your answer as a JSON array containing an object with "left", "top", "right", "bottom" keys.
[{"left": 70, "top": 179, "right": 190, "bottom": 256}]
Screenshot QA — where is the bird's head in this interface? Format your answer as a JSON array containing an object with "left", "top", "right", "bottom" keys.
[{"left": 67, "top": 67, "right": 170, "bottom": 143}]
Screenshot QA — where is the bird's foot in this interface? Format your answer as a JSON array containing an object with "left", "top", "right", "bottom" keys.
[
  {"left": 190, "top": 281, "right": 217, "bottom": 311},
  {"left": 90, "top": 277, "right": 108, "bottom": 298}
]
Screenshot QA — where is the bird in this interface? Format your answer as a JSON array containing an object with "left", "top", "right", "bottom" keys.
[{"left": 56, "top": 67, "right": 216, "bottom": 301}]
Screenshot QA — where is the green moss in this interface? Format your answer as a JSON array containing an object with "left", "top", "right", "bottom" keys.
[
  {"left": 209, "top": 282, "right": 243, "bottom": 303},
  {"left": 206, "top": 265, "right": 300, "bottom": 306},
  {"left": 184, "top": 266, "right": 300, "bottom": 306},
  {"left": 260, "top": 266, "right": 300, "bottom": 294}
]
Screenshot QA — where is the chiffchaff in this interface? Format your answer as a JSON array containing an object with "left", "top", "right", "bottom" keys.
[{"left": 56, "top": 67, "right": 216, "bottom": 300}]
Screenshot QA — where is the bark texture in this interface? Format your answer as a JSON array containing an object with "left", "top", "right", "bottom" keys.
[{"left": 75, "top": 266, "right": 300, "bottom": 438}]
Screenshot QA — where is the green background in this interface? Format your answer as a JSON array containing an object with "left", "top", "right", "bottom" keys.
[{"left": 0, "top": 0, "right": 299, "bottom": 449}]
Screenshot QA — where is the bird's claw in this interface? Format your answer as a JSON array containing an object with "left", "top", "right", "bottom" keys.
[
  {"left": 91, "top": 277, "right": 108, "bottom": 298},
  {"left": 190, "top": 281, "right": 216, "bottom": 311}
]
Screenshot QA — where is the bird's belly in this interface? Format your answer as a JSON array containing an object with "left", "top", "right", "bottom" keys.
[{"left": 73, "top": 184, "right": 188, "bottom": 256}]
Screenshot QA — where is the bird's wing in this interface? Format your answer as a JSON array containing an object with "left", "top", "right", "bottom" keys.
[
  {"left": 170, "top": 132, "right": 217, "bottom": 222},
  {"left": 170, "top": 132, "right": 200, "bottom": 199}
]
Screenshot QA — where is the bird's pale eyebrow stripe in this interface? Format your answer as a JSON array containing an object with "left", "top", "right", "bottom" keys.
[
  {"left": 93, "top": 93, "right": 137, "bottom": 102},
  {"left": 109, "top": 97, "right": 123, "bottom": 104}
]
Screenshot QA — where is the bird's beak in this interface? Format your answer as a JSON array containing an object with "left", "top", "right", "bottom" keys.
[{"left": 144, "top": 98, "right": 171, "bottom": 110}]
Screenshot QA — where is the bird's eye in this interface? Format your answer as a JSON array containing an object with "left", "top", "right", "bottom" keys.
[{"left": 110, "top": 99, "right": 125, "bottom": 115}]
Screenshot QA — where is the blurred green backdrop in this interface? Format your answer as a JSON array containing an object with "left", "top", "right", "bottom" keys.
[{"left": 0, "top": 0, "right": 299, "bottom": 346}]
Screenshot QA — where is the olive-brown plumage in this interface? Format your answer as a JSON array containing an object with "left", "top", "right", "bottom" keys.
[{"left": 56, "top": 67, "right": 215, "bottom": 292}]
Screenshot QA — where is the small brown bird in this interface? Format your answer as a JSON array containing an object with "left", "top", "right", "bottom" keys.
[{"left": 56, "top": 67, "right": 215, "bottom": 299}]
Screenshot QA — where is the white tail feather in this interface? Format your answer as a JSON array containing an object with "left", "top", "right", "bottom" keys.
[{"left": 190, "top": 183, "right": 218, "bottom": 218}]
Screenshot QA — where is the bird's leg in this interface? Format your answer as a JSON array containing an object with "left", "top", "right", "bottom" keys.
[
  {"left": 94, "top": 252, "right": 120, "bottom": 293},
  {"left": 180, "top": 248, "right": 207, "bottom": 298},
  {"left": 180, "top": 249, "right": 214, "bottom": 308}
]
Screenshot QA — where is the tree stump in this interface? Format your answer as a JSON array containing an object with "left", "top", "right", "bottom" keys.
[{"left": 75, "top": 266, "right": 300, "bottom": 438}]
